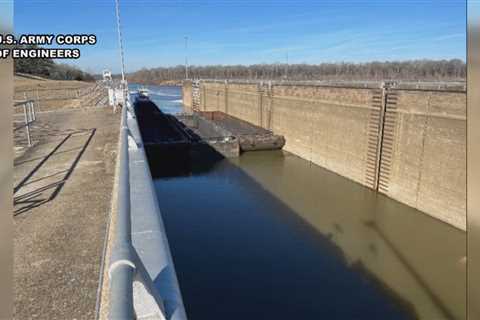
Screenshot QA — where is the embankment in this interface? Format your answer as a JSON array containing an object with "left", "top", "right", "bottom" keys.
[
  {"left": 182, "top": 80, "right": 466, "bottom": 230},
  {"left": 14, "top": 75, "right": 107, "bottom": 112}
]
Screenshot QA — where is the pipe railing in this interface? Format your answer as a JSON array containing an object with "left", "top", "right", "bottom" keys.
[
  {"left": 190, "top": 78, "right": 467, "bottom": 91},
  {"left": 108, "top": 85, "right": 169, "bottom": 320},
  {"left": 15, "top": 84, "right": 99, "bottom": 105},
  {"left": 108, "top": 101, "right": 136, "bottom": 319}
]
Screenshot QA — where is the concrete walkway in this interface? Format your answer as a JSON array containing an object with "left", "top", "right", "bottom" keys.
[{"left": 14, "top": 107, "right": 120, "bottom": 319}]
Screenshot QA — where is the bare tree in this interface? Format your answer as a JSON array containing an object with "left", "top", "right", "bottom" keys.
[{"left": 127, "top": 59, "right": 466, "bottom": 84}]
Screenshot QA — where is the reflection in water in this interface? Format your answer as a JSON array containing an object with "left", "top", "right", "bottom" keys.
[
  {"left": 147, "top": 85, "right": 465, "bottom": 319},
  {"left": 154, "top": 151, "right": 465, "bottom": 320},
  {"left": 234, "top": 151, "right": 466, "bottom": 320}
]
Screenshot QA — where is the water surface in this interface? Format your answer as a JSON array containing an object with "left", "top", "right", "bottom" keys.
[
  {"left": 148, "top": 85, "right": 466, "bottom": 320},
  {"left": 129, "top": 83, "right": 183, "bottom": 115}
]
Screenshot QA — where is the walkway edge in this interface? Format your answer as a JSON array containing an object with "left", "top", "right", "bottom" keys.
[{"left": 97, "top": 111, "right": 122, "bottom": 320}]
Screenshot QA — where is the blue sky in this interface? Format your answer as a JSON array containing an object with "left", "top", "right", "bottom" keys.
[{"left": 14, "top": 0, "right": 466, "bottom": 73}]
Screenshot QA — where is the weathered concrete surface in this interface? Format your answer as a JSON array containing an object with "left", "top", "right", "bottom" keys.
[
  {"left": 378, "top": 89, "right": 466, "bottom": 230},
  {"left": 200, "top": 81, "right": 380, "bottom": 189},
  {"left": 13, "top": 107, "right": 120, "bottom": 319},
  {"left": 189, "top": 81, "right": 466, "bottom": 230},
  {"left": 182, "top": 80, "right": 192, "bottom": 109}
]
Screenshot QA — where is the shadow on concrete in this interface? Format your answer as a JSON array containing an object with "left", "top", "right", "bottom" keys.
[
  {"left": 14, "top": 133, "right": 73, "bottom": 193},
  {"left": 153, "top": 265, "right": 184, "bottom": 320},
  {"left": 14, "top": 145, "right": 86, "bottom": 167},
  {"left": 13, "top": 128, "right": 96, "bottom": 216}
]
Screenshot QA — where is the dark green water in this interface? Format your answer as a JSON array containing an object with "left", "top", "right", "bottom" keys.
[{"left": 147, "top": 85, "right": 465, "bottom": 320}]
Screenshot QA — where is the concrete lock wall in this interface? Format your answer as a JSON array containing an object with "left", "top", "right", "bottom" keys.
[
  {"left": 185, "top": 81, "right": 466, "bottom": 230},
  {"left": 182, "top": 80, "right": 193, "bottom": 110},
  {"left": 378, "top": 89, "right": 466, "bottom": 230},
  {"left": 268, "top": 84, "right": 383, "bottom": 191},
  {"left": 199, "top": 81, "right": 383, "bottom": 190}
]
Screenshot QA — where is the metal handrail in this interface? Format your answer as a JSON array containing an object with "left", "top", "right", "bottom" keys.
[
  {"left": 14, "top": 99, "right": 34, "bottom": 107},
  {"left": 108, "top": 100, "right": 136, "bottom": 319},
  {"left": 15, "top": 85, "right": 98, "bottom": 104},
  {"left": 193, "top": 78, "right": 467, "bottom": 91},
  {"left": 14, "top": 100, "right": 36, "bottom": 146},
  {"left": 108, "top": 86, "right": 174, "bottom": 320}
]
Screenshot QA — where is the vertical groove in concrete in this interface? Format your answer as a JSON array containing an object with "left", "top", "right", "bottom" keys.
[
  {"left": 257, "top": 85, "right": 263, "bottom": 127},
  {"left": 415, "top": 92, "right": 432, "bottom": 208}
]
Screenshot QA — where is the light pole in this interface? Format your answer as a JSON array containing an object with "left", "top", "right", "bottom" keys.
[
  {"left": 284, "top": 51, "right": 289, "bottom": 80},
  {"left": 184, "top": 36, "right": 189, "bottom": 80}
]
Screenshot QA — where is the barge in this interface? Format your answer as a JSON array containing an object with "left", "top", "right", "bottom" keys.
[{"left": 133, "top": 94, "right": 285, "bottom": 177}]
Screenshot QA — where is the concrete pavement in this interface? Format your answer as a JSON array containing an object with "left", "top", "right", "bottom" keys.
[{"left": 13, "top": 107, "right": 120, "bottom": 319}]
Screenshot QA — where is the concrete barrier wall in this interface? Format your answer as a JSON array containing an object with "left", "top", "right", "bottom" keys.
[{"left": 184, "top": 81, "right": 466, "bottom": 230}]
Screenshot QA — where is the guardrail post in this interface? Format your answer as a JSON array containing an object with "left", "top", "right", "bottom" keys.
[
  {"left": 23, "top": 103, "right": 31, "bottom": 147},
  {"left": 224, "top": 80, "right": 228, "bottom": 114},
  {"left": 36, "top": 89, "right": 41, "bottom": 111},
  {"left": 31, "top": 101, "right": 36, "bottom": 121},
  {"left": 28, "top": 101, "right": 33, "bottom": 122}
]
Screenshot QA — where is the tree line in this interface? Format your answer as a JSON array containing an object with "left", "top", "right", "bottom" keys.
[
  {"left": 128, "top": 59, "right": 465, "bottom": 84},
  {"left": 14, "top": 45, "right": 95, "bottom": 81}
]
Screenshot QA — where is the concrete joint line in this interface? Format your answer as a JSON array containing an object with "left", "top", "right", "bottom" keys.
[
  {"left": 389, "top": 109, "right": 466, "bottom": 121},
  {"left": 415, "top": 93, "right": 432, "bottom": 207}
]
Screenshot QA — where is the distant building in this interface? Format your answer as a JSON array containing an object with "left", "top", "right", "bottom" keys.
[{"left": 103, "top": 69, "right": 112, "bottom": 81}]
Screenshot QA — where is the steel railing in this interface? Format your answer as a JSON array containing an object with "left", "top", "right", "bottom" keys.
[
  {"left": 14, "top": 99, "right": 36, "bottom": 147},
  {"left": 108, "top": 99, "right": 136, "bottom": 318},
  {"left": 14, "top": 85, "right": 101, "bottom": 110},
  {"left": 108, "top": 86, "right": 174, "bottom": 320},
  {"left": 189, "top": 78, "right": 467, "bottom": 91}
]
